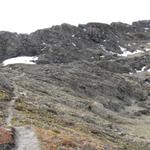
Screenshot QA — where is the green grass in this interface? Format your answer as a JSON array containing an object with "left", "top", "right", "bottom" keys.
[{"left": 0, "top": 90, "right": 10, "bottom": 101}]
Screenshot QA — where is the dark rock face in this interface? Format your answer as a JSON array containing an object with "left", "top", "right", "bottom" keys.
[
  {"left": 0, "top": 20, "right": 149, "bottom": 64},
  {"left": 0, "top": 32, "right": 40, "bottom": 62}
]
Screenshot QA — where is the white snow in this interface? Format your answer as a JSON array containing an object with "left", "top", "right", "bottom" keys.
[
  {"left": 42, "top": 42, "right": 47, "bottom": 45},
  {"left": 141, "top": 66, "right": 146, "bottom": 71},
  {"left": 144, "top": 28, "right": 149, "bottom": 31},
  {"left": 3, "top": 56, "right": 38, "bottom": 66},
  {"left": 129, "top": 66, "right": 150, "bottom": 75},
  {"left": 119, "top": 46, "right": 126, "bottom": 52},
  {"left": 41, "top": 47, "right": 45, "bottom": 51},
  {"left": 72, "top": 34, "right": 75, "bottom": 37},
  {"left": 118, "top": 46, "right": 143, "bottom": 57},
  {"left": 83, "top": 28, "right": 87, "bottom": 32},
  {"left": 145, "top": 48, "right": 150, "bottom": 51},
  {"left": 136, "top": 66, "right": 146, "bottom": 73},
  {"left": 129, "top": 72, "right": 133, "bottom": 75},
  {"left": 100, "top": 55, "right": 105, "bottom": 58},
  {"left": 72, "top": 42, "right": 76, "bottom": 47}
]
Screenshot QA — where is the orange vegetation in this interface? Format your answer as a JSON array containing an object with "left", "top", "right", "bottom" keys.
[{"left": 35, "top": 127, "right": 115, "bottom": 150}]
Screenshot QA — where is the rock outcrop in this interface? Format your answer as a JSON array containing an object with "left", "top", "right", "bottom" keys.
[{"left": 0, "top": 20, "right": 150, "bottom": 149}]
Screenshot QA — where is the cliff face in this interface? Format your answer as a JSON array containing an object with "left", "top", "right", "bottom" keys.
[{"left": 0, "top": 20, "right": 150, "bottom": 150}]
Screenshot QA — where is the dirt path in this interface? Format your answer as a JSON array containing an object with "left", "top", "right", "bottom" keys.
[
  {"left": 5, "top": 77, "right": 20, "bottom": 126},
  {"left": 14, "top": 126, "right": 40, "bottom": 150},
  {"left": 4, "top": 72, "right": 41, "bottom": 150}
]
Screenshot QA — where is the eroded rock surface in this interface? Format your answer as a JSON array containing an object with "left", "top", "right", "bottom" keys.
[{"left": 0, "top": 20, "right": 150, "bottom": 149}]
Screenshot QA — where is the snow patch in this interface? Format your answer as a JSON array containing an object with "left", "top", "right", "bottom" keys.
[
  {"left": 130, "top": 66, "right": 150, "bottom": 75},
  {"left": 72, "top": 42, "right": 76, "bottom": 47},
  {"left": 83, "top": 28, "right": 87, "bottom": 32},
  {"left": 145, "top": 48, "right": 150, "bottom": 51},
  {"left": 144, "top": 28, "right": 149, "bottom": 32},
  {"left": 129, "top": 72, "right": 133, "bottom": 75},
  {"left": 119, "top": 46, "right": 126, "bottom": 52},
  {"left": 118, "top": 46, "right": 143, "bottom": 57},
  {"left": 3, "top": 56, "right": 38, "bottom": 66},
  {"left": 100, "top": 55, "right": 105, "bottom": 58},
  {"left": 136, "top": 66, "right": 146, "bottom": 73}
]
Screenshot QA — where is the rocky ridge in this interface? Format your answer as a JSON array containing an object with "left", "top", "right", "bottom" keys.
[{"left": 0, "top": 20, "right": 150, "bottom": 149}]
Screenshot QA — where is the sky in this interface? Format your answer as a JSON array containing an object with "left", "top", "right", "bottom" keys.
[{"left": 0, "top": 0, "right": 150, "bottom": 33}]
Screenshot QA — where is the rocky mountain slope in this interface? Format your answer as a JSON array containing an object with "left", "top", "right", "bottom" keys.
[{"left": 0, "top": 20, "right": 150, "bottom": 150}]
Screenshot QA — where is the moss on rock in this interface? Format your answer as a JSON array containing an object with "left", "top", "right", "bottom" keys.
[{"left": 0, "top": 91, "right": 10, "bottom": 102}]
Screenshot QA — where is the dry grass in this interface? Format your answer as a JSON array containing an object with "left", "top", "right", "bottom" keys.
[
  {"left": 0, "top": 90, "right": 10, "bottom": 101},
  {"left": 34, "top": 127, "right": 115, "bottom": 150}
]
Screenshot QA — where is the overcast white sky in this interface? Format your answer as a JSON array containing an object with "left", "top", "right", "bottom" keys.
[{"left": 0, "top": 0, "right": 150, "bottom": 33}]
